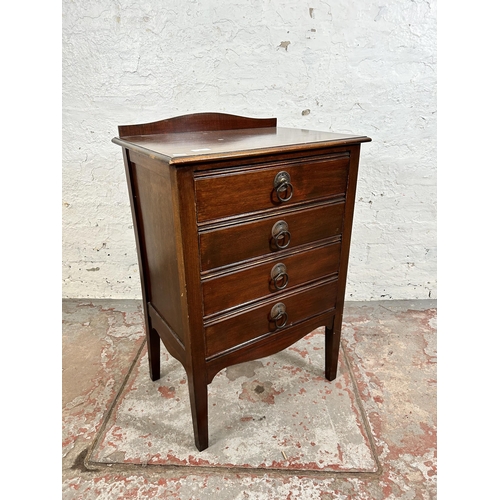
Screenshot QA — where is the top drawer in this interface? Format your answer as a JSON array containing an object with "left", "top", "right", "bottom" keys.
[{"left": 194, "top": 154, "right": 349, "bottom": 223}]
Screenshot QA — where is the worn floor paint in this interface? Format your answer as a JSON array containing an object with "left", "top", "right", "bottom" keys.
[
  {"left": 62, "top": 300, "right": 145, "bottom": 465},
  {"left": 88, "top": 331, "right": 376, "bottom": 472},
  {"left": 62, "top": 299, "right": 436, "bottom": 499}
]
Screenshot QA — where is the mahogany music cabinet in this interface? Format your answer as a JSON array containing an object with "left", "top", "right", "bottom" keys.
[{"left": 112, "top": 113, "right": 371, "bottom": 451}]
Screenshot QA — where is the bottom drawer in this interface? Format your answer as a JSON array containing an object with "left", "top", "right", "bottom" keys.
[{"left": 205, "top": 279, "right": 338, "bottom": 358}]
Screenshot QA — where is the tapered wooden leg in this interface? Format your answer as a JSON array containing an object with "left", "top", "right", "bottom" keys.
[
  {"left": 187, "top": 373, "right": 209, "bottom": 451},
  {"left": 146, "top": 320, "right": 161, "bottom": 381},
  {"left": 325, "top": 314, "right": 341, "bottom": 381}
]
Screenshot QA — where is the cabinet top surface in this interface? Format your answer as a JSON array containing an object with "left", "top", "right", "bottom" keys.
[{"left": 113, "top": 126, "right": 371, "bottom": 165}]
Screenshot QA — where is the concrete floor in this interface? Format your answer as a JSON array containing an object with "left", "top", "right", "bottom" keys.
[{"left": 62, "top": 299, "right": 436, "bottom": 499}]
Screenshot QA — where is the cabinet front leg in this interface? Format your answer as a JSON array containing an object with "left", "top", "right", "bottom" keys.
[
  {"left": 187, "top": 372, "right": 209, "bottom": 451},
  {"left": 146, "top": 320, "right": 161, "bottom": 381},
  {"left": 325, "top": 314, "right": 341, "bottom": 381}
]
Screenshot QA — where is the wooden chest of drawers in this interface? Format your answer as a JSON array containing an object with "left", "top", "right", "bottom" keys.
[{"left": 112, "top": 113, "right": 371, "bottom": 451}]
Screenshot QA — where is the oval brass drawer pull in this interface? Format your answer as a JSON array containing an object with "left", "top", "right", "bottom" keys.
[
  {"left": 271, "top": 263, "right": 289, "bottom": 290},
  {"left": 271, "top": 220, "right": 291, "bottom": 249},
  {"left": 270, "top": 302, "right": 288, "bottom": 329},
  {"left": 274, "top": 171, "right": 293, "bottom": 202}
]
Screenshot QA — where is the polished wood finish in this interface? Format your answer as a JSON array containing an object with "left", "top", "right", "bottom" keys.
[
  {"left": 205, "top": 278, "right": 338, "bottom": 358},
  {"left": 202, "top": 241, "right": 341, "bottom": 317},
  {"left": 194, "top": 154, "right": 349, "bottom": 222},
  {"left": 118, "top": 112, "right": 277, "bottom": 138},
  {"left": 199, "top": 202, "right": 345, "bottom": 271},
  {"left": 113, "top": 112, "right": 371, "bottom": 451}
]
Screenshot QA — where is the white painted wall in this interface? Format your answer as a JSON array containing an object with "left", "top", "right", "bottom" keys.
[{"left": 62, "top": 0, "right": 436, "bottom": 300}]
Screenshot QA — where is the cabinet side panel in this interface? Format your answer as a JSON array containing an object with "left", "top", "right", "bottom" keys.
[
  {"left": 335, "top": 145, "right": 361, "bottom": 316},
  {"left": 129, "top": 158, "right": 185, "bottom": 342}
]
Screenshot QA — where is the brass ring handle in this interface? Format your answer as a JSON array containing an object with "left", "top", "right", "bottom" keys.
[
  {"left": 273, "top": 272, "right": 289, "bottom": 290},
  {"left": 270, "top": 302, "right": 288, "bottom": 329},
  {"left": 271, "top": 263, "right": 289, "bottom": 290},
  {"left": 271, "top": 220, "right": 291, "bottom": 249},
  {"left": 274, "top": 171, "right": 294, "bottom": 202}
]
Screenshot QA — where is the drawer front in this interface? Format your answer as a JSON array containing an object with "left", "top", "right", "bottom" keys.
[
  {"left": 199, "top": 202, "right": 345, "bottom": 271},
  {"left": 195, "top": 155, "right": 349, "bottom": 223},
  {"left": 205, "top": 279, "right": 338, "bottom": 358},
  {"left": 202, "top": 242, "right": 341, "bottom": 317}
]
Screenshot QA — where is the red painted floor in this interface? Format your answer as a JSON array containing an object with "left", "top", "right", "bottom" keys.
[{"left": 62, "top": 299, "right": 436, "bottom": 499}]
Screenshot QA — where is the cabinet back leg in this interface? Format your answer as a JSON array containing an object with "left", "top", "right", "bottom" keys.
[
  {"left": 325, "top": 315, "right": 341, "bottom": 381},
  {"left": 146, "top": 322, "right": 161, "bottom": 381}
]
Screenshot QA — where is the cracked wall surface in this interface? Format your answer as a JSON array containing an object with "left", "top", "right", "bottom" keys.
[{"left": 62, "top": 0, "right": 436, "bottom": 300}]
